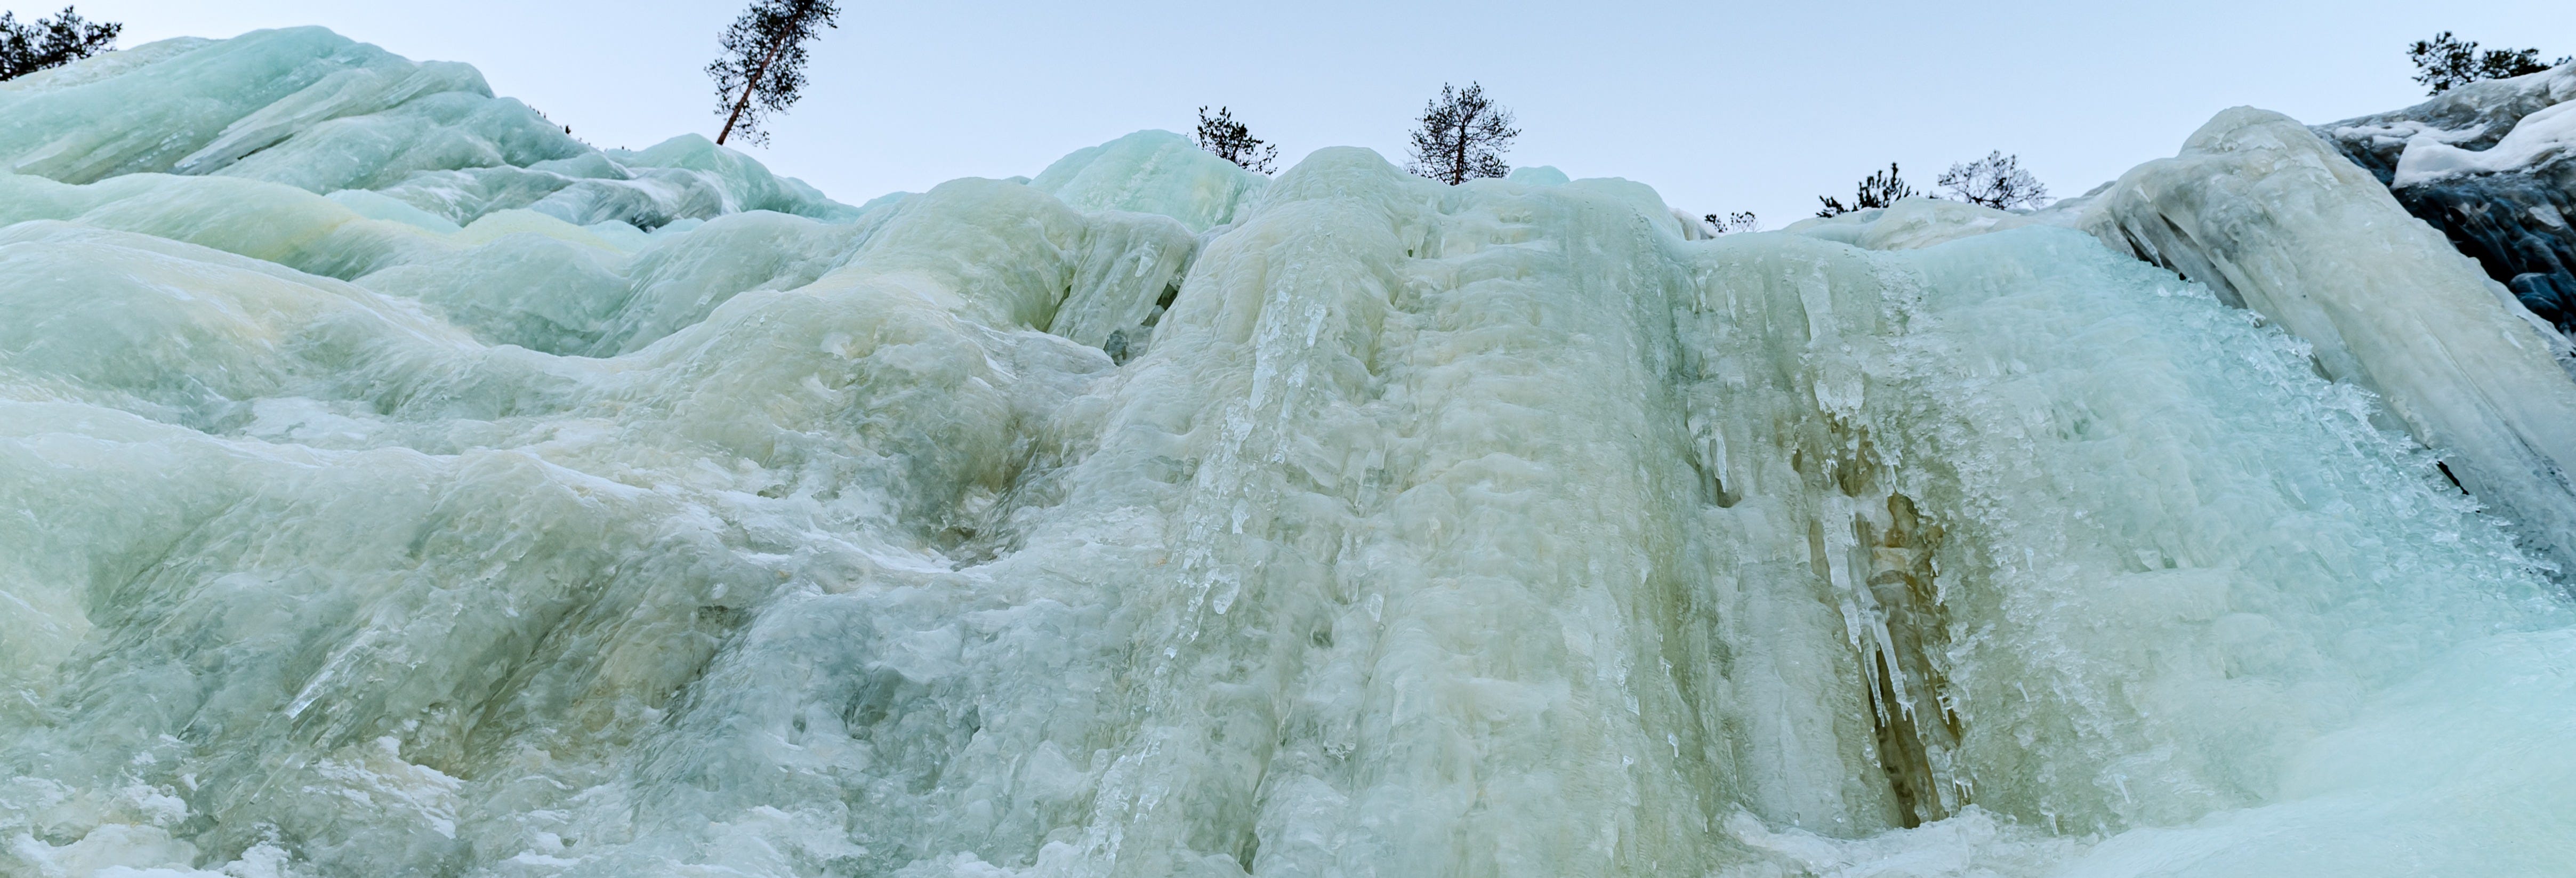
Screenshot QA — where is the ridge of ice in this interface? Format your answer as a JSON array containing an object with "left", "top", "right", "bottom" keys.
[
  {"left": 1029, "top": 130, "right": 1270, "bottom": 233},
  {"left": 0, "top": 29, "right": 857, "bottom": 230}
]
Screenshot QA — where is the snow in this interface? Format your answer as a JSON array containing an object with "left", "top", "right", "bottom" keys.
[
  {"left": 2394, "top": 101, "right": 2576, "bottom": 186},
  {"left": 2322, "top": 62, "right": 2576, "bottom": 185},
  {"left": 6, "top": 28, "right": 2576, "bottom": 878}
]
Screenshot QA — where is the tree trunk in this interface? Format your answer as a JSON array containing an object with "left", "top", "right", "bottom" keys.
[
  {"left": 718, "top": 23, "right": 799, "bottom": 146},
  {"left": 1450, "top": 107, "right": 1475, "bottom": 185}
]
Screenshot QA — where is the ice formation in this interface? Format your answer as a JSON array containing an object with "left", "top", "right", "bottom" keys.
[
  {"left": 6, "top": 29, "right": 2576, "bottom": 878},
  {"left": 1796, "top": 106, "right": 2576, "bottom": 582},
  {"left": 2319, "top": 62, "right": 2576, "bottom": 334}
]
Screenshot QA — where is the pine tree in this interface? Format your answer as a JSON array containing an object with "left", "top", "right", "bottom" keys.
[
  {"left": 1816, "top": 164, "right": 1916, "bottom": 218},
  {"left": 1936, "top": 152, "right": 2048, "bottom": 210},
  {"left": 0, "top": 5, "right": 118, "bottom": 82},
  {"left": 2408, "top": 32, "right": 2570, "bottom": 95},
  {"left": 707, "top": 0, "right": 841, "bottom": 147},
  {"left": 1195, "top": 106, "right": 1279, "bottom": 173},
  {"left": 1407, "top": 83, "right": 1519, "bottom": 185}
]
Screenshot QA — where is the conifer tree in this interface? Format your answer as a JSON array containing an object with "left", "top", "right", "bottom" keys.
[
  {"left": 707, "top": 0, "right": 841, "bottom": 146},
  {"left": 1195, "top": 106, "right": 1279, "bottom": 173},
  {"left": 1816, "top": 164, "right": 1915, "bottom": 218},
  {"left": 2408, "top": 32, "right": 2569, "bottom": 95},
  {"left": 1407, "top": 82, "right": 1519, "bottom": 185},
  {"left": 0, "top": 5, "right": 117, "bottom": 82}
]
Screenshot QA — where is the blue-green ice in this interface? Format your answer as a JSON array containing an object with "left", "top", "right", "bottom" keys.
[{"left": 7, "top": 29, "right": 2576, "bottom": 878}]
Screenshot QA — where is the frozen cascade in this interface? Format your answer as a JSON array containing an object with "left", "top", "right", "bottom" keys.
[
  {"left": 5, "top": 30, "right": 2576, "bottom": 878},
  {"left": 2317, "top": 63, "right": 2576, "bottom": 334},
  {"left": 1796, "top": 107, "right": 2576, "bottom": 584}
]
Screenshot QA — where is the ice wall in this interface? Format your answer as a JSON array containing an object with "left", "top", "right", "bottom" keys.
[
  {"left": 7, "top": 30, "right": 2576, "bottom": 878},
  {"left": 1791, "top": 109, "right": 2576, "bottom": 582},
  {"left": 2070, "top": 108, "right": 2576, "bottom": 579}
]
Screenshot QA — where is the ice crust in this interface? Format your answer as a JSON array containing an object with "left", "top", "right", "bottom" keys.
[{"left": 6, "top": 31, "right": 2576, "bottom": 878}]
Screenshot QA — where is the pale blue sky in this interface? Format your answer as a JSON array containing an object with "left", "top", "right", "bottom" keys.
[{"left": 61, "top": 1, "right": 2576, "bottom": 225}]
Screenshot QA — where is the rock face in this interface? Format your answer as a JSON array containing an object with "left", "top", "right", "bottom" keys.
[
  {"left": 2317, "top": 65, "right": 2576, "bottom": 335},
  {"left": 6, "top": 30, "right": 2576, "bottom": 878}
]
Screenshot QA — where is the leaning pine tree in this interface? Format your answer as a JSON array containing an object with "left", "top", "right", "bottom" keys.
[
  {"left": 706, "top": 0, "right": 841, "bottom": 147},
  {"left": 1407, "top": 82, "right": 1519, "bottom": 185}
]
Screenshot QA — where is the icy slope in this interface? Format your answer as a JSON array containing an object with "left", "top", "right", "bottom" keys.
[{"left": 6, "top": 30, "right": 2576, "bottom": 878}]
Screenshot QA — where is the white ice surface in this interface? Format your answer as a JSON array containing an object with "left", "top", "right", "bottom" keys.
[{"left": 5, "top": 31, "right": 2576, "bottom": 878}]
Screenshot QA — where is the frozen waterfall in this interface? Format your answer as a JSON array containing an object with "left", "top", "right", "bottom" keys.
[
  {"left": 6, "top": 29, "right": 2576, "bottom": 878},
  {"left": 2320, "top": 63, "right": 2576, "bottom": 335}
]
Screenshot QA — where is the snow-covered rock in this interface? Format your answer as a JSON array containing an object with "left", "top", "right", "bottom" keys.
[{"left": 2317, "top": 63, "right": 2576, "bottom": 334}]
